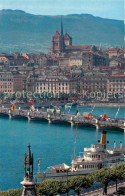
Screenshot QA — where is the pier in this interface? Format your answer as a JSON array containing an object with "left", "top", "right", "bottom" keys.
[{"left": 0, "top": 107, "right": 125, "bottom": 131}]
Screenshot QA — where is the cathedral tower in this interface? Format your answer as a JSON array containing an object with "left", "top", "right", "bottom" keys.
[
  {"left": 64, "top": 33, "right": 72, "bottom": 46},
  {"left": 21, "top": 145, "right": 36, "bottom": 196},
  {"left": 51, "top": 17, "right": 65, "bottom": 54}
]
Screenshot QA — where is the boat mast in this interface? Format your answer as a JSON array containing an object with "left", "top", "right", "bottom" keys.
[
  {"left": 74, "top": 124, "right": 78, "bottom": 160},
  {"left": 91, "top": 105, "right": 95, "bottom": 114},
  {"left": 115, "top": 106, "right": 120, "bottom": 118}
]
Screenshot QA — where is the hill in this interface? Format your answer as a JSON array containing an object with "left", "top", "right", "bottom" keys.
[{"left": 0, "top": 9, "right": 124, "bottom": 53}]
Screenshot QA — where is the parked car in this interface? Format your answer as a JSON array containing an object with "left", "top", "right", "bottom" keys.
[{"left": 113, "top": 186, "right": 125, "bottom": 196}]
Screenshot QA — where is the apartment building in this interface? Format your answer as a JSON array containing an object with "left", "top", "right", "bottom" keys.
[
  {"left": 0, "top": 71, "right": 13, "bottom": 93},
  {"left": 107, "top": 73, "right": 125, "bottom": 95},
  {"left": 35, "top": 75, "right": 70, "bottom": 95},
  {"left": 80, "top": 72, "right": 108, "bottom": 93}
]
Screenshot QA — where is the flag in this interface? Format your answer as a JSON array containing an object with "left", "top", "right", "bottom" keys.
[
  {"left": 11, "top": 104, "right": 16, "bottom": 111},
  {"left": 102, "top": 113, "right": 107, "bottom": 121},
  {"left": 29, "top": 101, "right": 34, "bottom": 106},
  {"left": 30, "top": 105, "right": 35, "bottom": 112},
  {"left": 37, "top": 158, "right": 40, "bottom": 164}
]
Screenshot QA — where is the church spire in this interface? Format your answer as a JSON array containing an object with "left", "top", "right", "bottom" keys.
[{"left": 61, "top": 16, "right": 63, "bottom": 36}]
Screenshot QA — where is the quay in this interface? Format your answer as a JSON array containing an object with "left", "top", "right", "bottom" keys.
[{"left": 0, "top": 107, "right": 125, "bottom": 131}]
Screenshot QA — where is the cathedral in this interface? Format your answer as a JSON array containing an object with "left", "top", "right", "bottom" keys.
[
  {"left": 50, "top": 18, "right": 72, "bottom": 56},
  {"left": 50, "top": 19, "right": 101, "bottom": 57}
]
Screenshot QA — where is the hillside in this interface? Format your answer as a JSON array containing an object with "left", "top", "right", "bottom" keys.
[{"left": 0, "top": 9, "right": 124, "bottom": 53}]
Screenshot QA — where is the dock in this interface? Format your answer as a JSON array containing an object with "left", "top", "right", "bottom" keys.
[{"left": 0, "top": 107, "right": 125, "bottom": 131}]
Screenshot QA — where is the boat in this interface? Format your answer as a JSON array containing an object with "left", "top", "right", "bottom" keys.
[
  {"left": 65, "top": 103, "right": 72, "bottom": 109},
  {"left": 64, "top": 103, "right": 73, "bottom": 114},
  {"left": 35, "top": 131, "right": 125, "bottom": 182}
]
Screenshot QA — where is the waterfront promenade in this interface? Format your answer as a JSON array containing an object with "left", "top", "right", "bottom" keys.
[
  {"left": 83, "top": 182, "right": 125, "bottom": 196},
  {"left": 0, "top": 107, "right": 125, "bottom": 131},
  {"left": 68, "top": 182, "right": 125, "bottom": 196}
]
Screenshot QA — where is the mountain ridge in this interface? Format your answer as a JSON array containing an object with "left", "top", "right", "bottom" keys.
[
  {"left": 0, "top": 9, "right": 123, "bottom": 20},
  {"left": 0, "top": 9, "right": 124, "bottom": 53}
]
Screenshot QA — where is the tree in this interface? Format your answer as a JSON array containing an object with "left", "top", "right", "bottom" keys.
[
  {"left": 111, "top": 163, "right": 125, "bottom": 191},
  {"left": 68, "top": 176, "right": 83, "bottom": 195},
  {"left": 68, "top": 175, "right": 93, "bottom": 196},
  {"left": 114, "top": 163, "right": 125, "bottom": 180},
  {"left": 57, "top": 181, "right": 69, "bottom": 195},
  {"left": 81, "top": 175, "right": 93, "bottom": 190},
  {"left": 91, "top": 168, "right": 114, "bottom": 195},
  {"left": 36, "top": 179, "right": 59, "bottom": 196},
  {"left": 1, "top": 189, "right": 21, "bottom": 196}
]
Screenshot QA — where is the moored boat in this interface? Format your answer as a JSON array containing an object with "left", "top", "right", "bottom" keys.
[{"left": 35, "top": 131, "right": 125, "bottom": 182}]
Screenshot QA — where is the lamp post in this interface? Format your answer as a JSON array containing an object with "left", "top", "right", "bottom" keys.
[
  {"left": 66, "top": 169, "right": 69, "bottom": 196},
  {"left": 115, "top": 156, "right": 118, "bottom": 192}
]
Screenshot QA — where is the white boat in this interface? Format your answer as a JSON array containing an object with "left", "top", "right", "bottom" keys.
[
  {"left": 35, "top": 132, "right": 125, "bottom": 181},
  {"left": 65, "top": 103, "right": 72, "bottom": 109}
]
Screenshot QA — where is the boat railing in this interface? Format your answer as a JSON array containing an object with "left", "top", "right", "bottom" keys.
[
  {"left": 84, "top": 148, "right": 91, "bottom": 152},
  {"left": 91, "top": 147, "right": 104, "bottom": 152}
]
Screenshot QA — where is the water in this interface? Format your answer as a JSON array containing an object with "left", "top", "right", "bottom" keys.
[
  {"left": 68, "top": 106, "right": 125, "bottom": 118},
  {"left": 0, "top": 106, "right": 125, "bottom": 191}
]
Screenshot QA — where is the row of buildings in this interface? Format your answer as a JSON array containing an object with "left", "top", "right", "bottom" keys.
[
  {"left": 0, "top": 68, "right": 124, "bottom": 101},
  {"left": 0, "top": 20, "right": 124, "bottom": 102}
]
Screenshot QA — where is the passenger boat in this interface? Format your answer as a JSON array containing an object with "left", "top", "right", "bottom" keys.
[{"left": 35, "top": 131, "right": 125, "bottom": 182}]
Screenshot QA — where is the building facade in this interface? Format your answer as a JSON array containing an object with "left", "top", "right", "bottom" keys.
[
  {"left": 107, "top": 73, "right": 125, "bottom": 100},
  {"left": 13, "top": 74, "right": 23, "bottom": 92},
  {"left": 80, "top": 72, "right": 108, "bottom": 100},
  {"left": 35, "top": 75, "right": 70, "bottom": 96},
  {"left": 0, "top": 71, "right": 13, "bottom": 93}
]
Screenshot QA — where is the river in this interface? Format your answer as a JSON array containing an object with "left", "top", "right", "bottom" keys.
[{"left": 0, "top": 106, "right": 124, "bottom": 190}]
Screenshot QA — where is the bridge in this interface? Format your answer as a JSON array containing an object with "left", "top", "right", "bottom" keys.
[{"left": 0, "top": 107, "right": 125, "bottom": 131}]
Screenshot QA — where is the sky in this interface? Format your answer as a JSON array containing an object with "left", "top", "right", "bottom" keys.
[{"left": 0, "top": 0, "right": 124, "bottom": 20}]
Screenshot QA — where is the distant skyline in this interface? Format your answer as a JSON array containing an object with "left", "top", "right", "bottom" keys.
[{"left": 0, "top": 0, "right": 124, "bottom": 20}]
